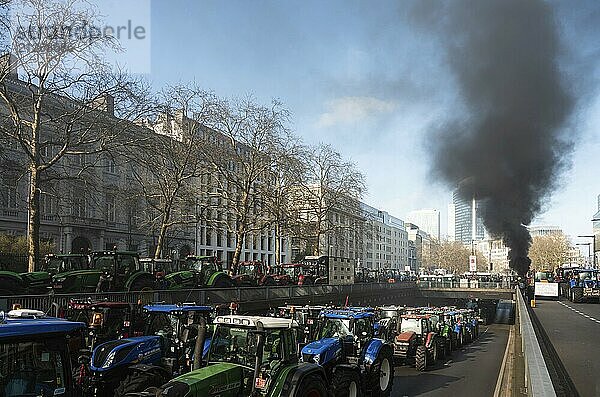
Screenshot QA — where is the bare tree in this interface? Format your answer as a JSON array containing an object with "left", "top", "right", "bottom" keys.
[
  {"left": 0, "top": 0, "right": 149, "bottom": 270},
  {"left": 529, "top": 233, "right": 570, "bottom": 271},
  {"left": 199, "top": 97, "right": 291, "bottom": 267},
  {"left": 295, "top": 144, "right": 365, "bottom": 256},
  {"left": 262, "top": 135, "right": 306, "bottom": 264},
  {"left": 123, "top": 85, "right": 218, "bottom": 259}
]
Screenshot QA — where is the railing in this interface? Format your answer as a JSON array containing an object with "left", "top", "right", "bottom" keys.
[
  {"left": 516, "top": 287, "right": 556, "bottom": 397},
  {"left": 417, "top": 280, "right": 514, "bottom": 289},
  {"left": 0, "top": 282, "right": 416, "bottom": 315}
]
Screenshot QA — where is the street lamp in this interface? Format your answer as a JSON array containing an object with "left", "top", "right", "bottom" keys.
[{"left": 578, "top": 235, "right": 596, "bottom": 268}]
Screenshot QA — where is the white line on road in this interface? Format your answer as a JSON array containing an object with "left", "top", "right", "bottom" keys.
[{"left": 558, "top": 301, "right": 600, "bottom": 324}]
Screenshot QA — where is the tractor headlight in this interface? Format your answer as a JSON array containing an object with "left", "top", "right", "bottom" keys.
[{"left": 103, "top": 351, "right": 116, "bottom": 368}]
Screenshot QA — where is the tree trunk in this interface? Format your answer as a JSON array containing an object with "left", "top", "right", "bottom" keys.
[
  {"left": 274, "top": 223, "right": 281, "bottom": 265},
  {"left": 232, "top": 228, "right": 245, "bottom": 268},
  {"left": 154, "top": 209, "right": 172, "bottom": 259},
  {"left": 27, "top": 167, "right": 41, "bottom": 272}
]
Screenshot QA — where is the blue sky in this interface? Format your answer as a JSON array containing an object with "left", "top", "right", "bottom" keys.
[{"left": 107, "top": 0, "right": 599, "bottom": 241}]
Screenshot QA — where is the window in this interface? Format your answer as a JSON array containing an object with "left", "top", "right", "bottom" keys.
[
  {"left": 106, "top": 158, "right": 116, "bottom": 173},
  {"left": 0, "top": 177, "right": 18, "bottom": 209},
  {"left": 106, "top": 194, "right": 116, "bottom": 222}
]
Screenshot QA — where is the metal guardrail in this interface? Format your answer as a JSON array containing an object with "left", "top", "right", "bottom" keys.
[
  {"left": 516, "top": 287, "right": 557, "bottom": 397},
  {"left": 416, "top": 280, "right": 514, "bottom": 289},
  {"left": 0, "top": 282, "right": 416, "bottom": 315}
]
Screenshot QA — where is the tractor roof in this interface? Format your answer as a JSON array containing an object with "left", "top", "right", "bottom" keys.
[
  {"left": 401, "top": 314, "right": 431, "bottom": 320},
  {"left": 91, "top": 251, "right": 139, "bottom": 256},
  {"left": 47, "top": 253, "right": 88, "bottom": 258},
  {"left": 143, "top": 304, "right": 212, "bottom": 313},
  {"left": 320, "top": 309, "right": 374, "bottom": 319},
  {"left": 215, "top": 315, "right": 298, "bottom": 329},
  {"left": 0, "top": 310, "right": 85, "bottom": 338}
]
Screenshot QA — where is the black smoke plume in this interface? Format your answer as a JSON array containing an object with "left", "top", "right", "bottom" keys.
[{"left": 418, "top": 0, "right": 574, "bottom": 275}]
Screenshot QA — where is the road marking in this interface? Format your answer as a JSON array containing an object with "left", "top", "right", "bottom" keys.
[{"left": 558, "top": 301, "right": 600, "bottom": 324}]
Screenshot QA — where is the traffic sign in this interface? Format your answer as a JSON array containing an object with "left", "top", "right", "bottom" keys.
[{"left": 469, "top": 255, "right": 477, "bottom": 272}]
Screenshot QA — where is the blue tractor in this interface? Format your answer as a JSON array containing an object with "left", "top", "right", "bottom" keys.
[
  {"left": 301, "top": 309, "right": 394, "bottom": 397},
  {"left": 0, "top": 308, "right": 86, "bottom": 397},
  {"left": 88, "top": 303, "right": 213, "bottom": 397},
  {"left": 568, "top": 269, "right": 600, "bottom": 303}
]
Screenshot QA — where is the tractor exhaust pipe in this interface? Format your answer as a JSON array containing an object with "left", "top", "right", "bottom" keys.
[{"left": 191, "top": 317, "right": 207, "bottom": 370}]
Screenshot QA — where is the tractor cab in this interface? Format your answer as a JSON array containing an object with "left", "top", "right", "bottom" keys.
[
  {"left": 231, "top": 261, "right": 275, "bottom": 287},
  {"left": 277, "top": 304, "right": 327, "bottom": 345},
  {"left": 45, "top": 253, "right": 90, "bottom": 275},
  {"left": 164, "top": 256, "right": 233, "bottom": 289},
  {"left": 375, "top": 305, "right": 405, "bottom": 340},
  {"left": 88, "top": 303, "right": 212, "bottom": 396},
  {"left": 154, "top": 315, "right": 328, "bottom": 397},
  {"left": 0, "top": 308, "right": 86, "bottom": 397}
]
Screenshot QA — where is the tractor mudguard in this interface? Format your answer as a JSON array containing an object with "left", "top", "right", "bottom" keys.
[
  {"left": 268, "top": 362, "right": 328, "bottom": 397},
  {"left": 126, "top": 363, "right": 171, "bottom": 378},
  {"left": 0, "top": 271, "right": 25, "bottom": 287},
  {"left": 425, "top": 333, "right": 435, "bottom": 348},
  {"left": 362, "top": 338, "right": 385, "bottom": 366},
  {"left": 124, "top": 271, "right": 154, "bottom": 291},
  {"left": 206, "top": 271, "right": 227, "bottom": 287}
]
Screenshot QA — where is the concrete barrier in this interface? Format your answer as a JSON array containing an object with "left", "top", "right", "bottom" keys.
[{"left": 516, "top": 287, "right": 556, "bottom": 397}]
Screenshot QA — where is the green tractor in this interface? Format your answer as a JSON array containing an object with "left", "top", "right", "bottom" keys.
[
  {"left": 151, "top": 315, "right": 329, "bottom": 397},
  {"left": 164, "top": 255, "right": 234, "bottom": 289},
  {"left": 52, "top": 251, "right": 156, "bottom": 293},
  {"left": 0, "top": 253, "right": 89, "bottom": 296}
]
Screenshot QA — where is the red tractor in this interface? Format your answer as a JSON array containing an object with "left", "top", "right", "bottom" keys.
[{"left": 230, "top": 260, "right": 276, "bottom": 286}]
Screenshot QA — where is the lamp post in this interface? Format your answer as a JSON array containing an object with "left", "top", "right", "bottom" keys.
[{"left": 578, "top": 235, "right": 596, "bottom": 268}]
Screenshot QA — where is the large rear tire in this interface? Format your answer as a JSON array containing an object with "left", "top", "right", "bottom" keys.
[
  {"left": 572, "top": 287, "right": 583, "bottom": 303},
  {"left": 114, "top": 370, "right": 166, "bottom": 397},
  {"left": 331, "top": 369, "right": 361, "bottom": 397},
  {"left": 128, "top": 276, "right": 156, "bottom": 292},
  {"left": 368, "top": 347, "right": 394, "bottom": 396},
  {"left": 213, "top": 275, "right": 234, "bottom": 288},
  {"left": 294, "top": 374, "right": 328, "bottom": 397},
  {"left": 415, "top": 345, "right": 427, "bottom": 372}
]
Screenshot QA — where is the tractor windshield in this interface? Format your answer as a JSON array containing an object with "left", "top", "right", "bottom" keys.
[
  {"left": 186, "top": 258, "right": 220, "bottom": 274},
  {"left": 209, "top": 326, "right": 282, "bottom": 370},
  {"left": 318, "top": 318, "right": 352, "bottom": 339},
  {"left": 0, "top": 338, "right": 68, "bottom": 397},
  {"left": 400, "top": 318, "right": 422, "bottom": 334},
  {"left": 578, "top": 271, "right": 598, "bottom": 281},
  {"left": 46, "top": 256, "right": 88, "bottom": 274}
]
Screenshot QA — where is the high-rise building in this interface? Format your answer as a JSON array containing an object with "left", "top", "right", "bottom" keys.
[
  {"left": 528, "top": 225, "right": 563, "bottom": 238},
  {"left": 406, "top": 209, "right": 440, "bottom": 241},
  {"left": 447, "top": 204, "right": 456, "bottom": 241},
  {"left": 453, "top": 190, "right": 485, "bottom": 245}
]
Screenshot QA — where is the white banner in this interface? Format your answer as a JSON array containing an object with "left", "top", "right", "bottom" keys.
[{"left": 534, "top": 282, "right": 559, "bottom": 298}]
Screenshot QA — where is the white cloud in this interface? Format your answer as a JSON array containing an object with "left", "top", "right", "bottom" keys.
[{"left": 316, "top": 96, "right": 396, "bottom": 128}]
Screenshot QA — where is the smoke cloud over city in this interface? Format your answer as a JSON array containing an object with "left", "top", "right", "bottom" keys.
[{"left": 416, "top": 0, "right": 575, "bottom": 275}]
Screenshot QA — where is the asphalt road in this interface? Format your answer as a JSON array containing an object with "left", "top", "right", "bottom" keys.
[
  {"left": 533, "top": 299, "right": 600, "bottom": 397},
  {"left": 391, "top": 324, "right": 510, "bottom": 397}
]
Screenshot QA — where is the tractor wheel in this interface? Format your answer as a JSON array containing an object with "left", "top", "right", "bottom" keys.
[
  {"left": 128, "top": 276, "right": 156, "bottom": 292},
  {"left": 0, "top": 280, "right": 25, "bottom": 296},
  {"left": 415, "top": 345, "right": 427, "bottom": 371},
  {"left": 572, "top": 288, "right": 583, "bottom": 303},
  {"left": 294, "top": 374, "right": 328, "bottom": 397},
  {"left": 213, "top": 275, "right": 234, "bottom": 288},
  {"left": 114, "top": 370, "right": 166, "bottom": 397},
  {"left": 367, "top": 347, "right": 394, "bottom": 396},
  {"left": 331, "top": 369, "right": 361, "bottom": 397}
]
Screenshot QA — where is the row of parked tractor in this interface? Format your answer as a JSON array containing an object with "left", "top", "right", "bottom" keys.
[
  {"left": 0, "top": 297, "right": 483, "bottom": 397},
  {"left": 0, "top": 251, "right": 380, "bottom": 296}
]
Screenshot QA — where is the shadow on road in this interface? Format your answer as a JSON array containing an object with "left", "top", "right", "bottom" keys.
[{"left": 392, "top": 372, "right": 462, "bottom": 396}]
